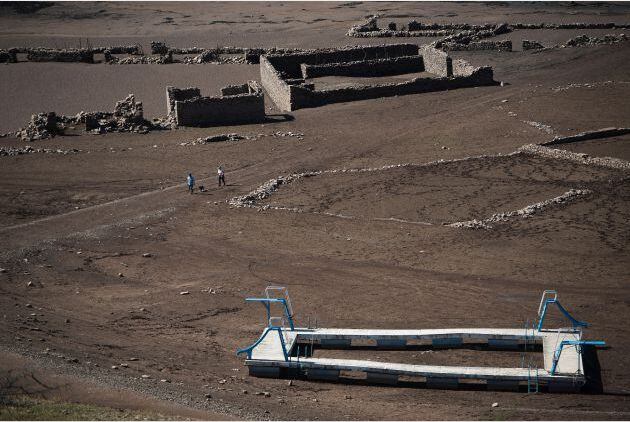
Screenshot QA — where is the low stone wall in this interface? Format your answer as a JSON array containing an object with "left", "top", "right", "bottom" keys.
[
  {"left": 522, "top": 40, "right": 544, "bottom": 50},
  {"left": 542, "top": 127, "right": 630, "bottom": 146},
  {"left": 300, "top": 56, "right": 424, "bottom": 79},
  {"left": 0, "top": 49, "right": 17, "bottom": 63},
  {"left": 173, "top": 81, "right": 265, "bottom": 127},
  {"left": 347, "top": 15, "right": 630, "bottom": 38},
  {"left": 443, "top": 40, "right": 512, "bottom": 52},
  {"left": 26, "top": 48, "right": 94, "bottom": 63},
  {"left": 420, "top": 46, "right": 452, "bottom": 77},
  {"left": 512, "top": 22, "right": 630, "bottom": 29},
  {"left": 91, "top": 45, "right": 142, "bottom": 55},
  {"left": 266, "top": 44, "right": 419, "bottom": 79},
  {"left": 287, "top": 67, "right": 494, "bottom": 110}
]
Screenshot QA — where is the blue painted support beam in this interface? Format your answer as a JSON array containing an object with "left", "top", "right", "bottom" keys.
[
  {"left": 245, "top": 297, "right": 295, "bottom": 330},
  {"left": 550, "top": 340, "right": 606, "bottom": 375},
  {"left": 537, "top": 298, "right": 588, "bottom": 331}
]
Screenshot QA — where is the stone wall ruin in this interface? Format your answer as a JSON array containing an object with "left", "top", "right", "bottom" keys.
[
  {"left": 260, "top": 44, "right": 495, "bottom": 111},
  {"left": 167, "top": 81, "right": 265, "bottom": 127}
]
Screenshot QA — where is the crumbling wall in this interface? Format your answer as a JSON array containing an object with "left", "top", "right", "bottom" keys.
[
  {"left": 563, "top": 33, "right": 628, "bottom": 47},
  {"left": 300, "top": 56, "right": 424, "bottom": 79},
  {"left": 26, "top": 48, "right": 94, "bottom": 63},
  {"left": 443, "top": 40, "right": 512, "bottom": 52},
  {"left": 220, "top": 83, "right": 251, "bottom": 96},
  {"left": 420, "top": 46, "right": 452, "bottom": 77},
  {"left": 0, "top": 49, "right": 17, "bottom": 63},
  {"left": 166, "top": 86, "right": 201, "bottom": 116},
  {"left": 522, "top": 40, "right": 544, "bottom": 50},
  {"left": 173, "top": 81, "right": 265, "bottom": 127}
]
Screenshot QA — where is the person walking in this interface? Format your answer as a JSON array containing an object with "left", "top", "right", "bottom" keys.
[
  {"left": 187, "top": 172, "right": 195, "bottom": 194},
  {"left": 217, "top": 166, "right": 226, "bottom": 187}
]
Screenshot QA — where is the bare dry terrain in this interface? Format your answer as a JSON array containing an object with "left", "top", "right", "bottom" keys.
[{"left": 1, "top": 2, "right": 630, "bottom": 420}]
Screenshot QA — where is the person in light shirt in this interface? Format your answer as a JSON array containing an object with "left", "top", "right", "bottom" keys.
[
  {"left": 217, "top": 166, "right": 226, "bottom": 187},
  {"left": 186, "top": 172, "right": 195, "bottom": 194}
]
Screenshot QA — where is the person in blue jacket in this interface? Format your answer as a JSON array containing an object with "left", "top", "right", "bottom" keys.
[{"left": 187, "top": 172, "right": 195, "bottom": 194}]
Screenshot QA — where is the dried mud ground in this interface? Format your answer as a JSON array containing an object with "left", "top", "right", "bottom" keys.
[{"left": 1, "top": 2, "right": 630, "bottom": 420}]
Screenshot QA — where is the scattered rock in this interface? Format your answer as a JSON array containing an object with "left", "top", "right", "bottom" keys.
[
  {"left": 205, "top": 393, "right": 212, "bottom": 398},
  {"left": 142, "top": 253, "right": 152, "bottom": 258},
  {"left": 492, "top": 402, "right": 499, "bottom": 408},
  {"left": 263, "top": 391, "right": 271, "bottom": 397},
  {"left": 141, "top": 374, "right": 150, "bottom": 379},
  {"left": 118, "top": 273, "right": 124, "bottom": 277},
  {"left": 180, "top": 291, "right": 189, "bottom": 295}
]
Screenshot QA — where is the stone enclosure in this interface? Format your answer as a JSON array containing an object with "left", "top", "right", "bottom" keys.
[
  {"left": 260, "top": 43, "right": 495, "bottom": 111},
  {"left": 166, "top": 81, "right": 265, "bottom": 127}
]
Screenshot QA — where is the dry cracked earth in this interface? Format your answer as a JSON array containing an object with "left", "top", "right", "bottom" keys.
[{"left": 1, "top": 1, "right": 630, "bottom": 420}]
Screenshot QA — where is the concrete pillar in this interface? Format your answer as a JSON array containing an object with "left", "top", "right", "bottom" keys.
[
  {"left": 366, "top": 372, "right": 399, "bottom": 385},
  {"left": 432, "top": 337, "right": 462, "bottom": 348},
  {"left": 487, "top": 379, "right": 520, "bottom": 391},
  {"left": 307, "top": 368, "right": 340, "bottom": 381},
  {"left": 320, "top": 338, "right": 351, "bottom": 348},
  {"left": 249, "top": 365, "right": 280, "bottom": 378},
  {"left": 376, "top": 339, "right": 407, "bottom": 348},
  {"left": 426, "top": 376, "right": 459, "bottom": 389}
]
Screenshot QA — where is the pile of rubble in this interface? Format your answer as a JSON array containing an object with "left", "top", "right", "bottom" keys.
[
  {"left": 15, "top": 112, "right": 66, "bottom": 141},
  {"left": 84, "top": 94, "right": 154, "bottom": 134},
  {"left": 14, "top": 95, "right": 169, "bottom": 141},
  {"left": 561, "top": 33, "right": 628, "bottom": 48},
  {"left": 448, "top": 189, "right": 592, "bottom": 230},
  {"left": 520, "top": 144, "right": 630, "bottom": 171},
  {"left": 522, "top": 40, "right": 545, "bottom": 50},
  {"left": 0, "top": 145, "right": 81, "bottom": 157},
  {"left": 179, "top": 133, "right": 252, "bottom": 146},
  {"left": 178, "top": 131, "right": 305, "bottom": 146}
]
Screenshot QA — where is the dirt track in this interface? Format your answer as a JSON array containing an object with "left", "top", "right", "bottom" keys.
[{"left": 1, "top": 2, "right": 630, "bottom": 420}]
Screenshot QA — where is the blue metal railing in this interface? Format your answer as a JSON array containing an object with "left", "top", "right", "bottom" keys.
[
  {"left": 245, "top": 297, "right": 295, "bottom": 330},
  {"left": 536, "top": 290, "right": 588, "bottom": 331},
  {"left": 550, "top": 340, "right": 605, "bottom": 375}
]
